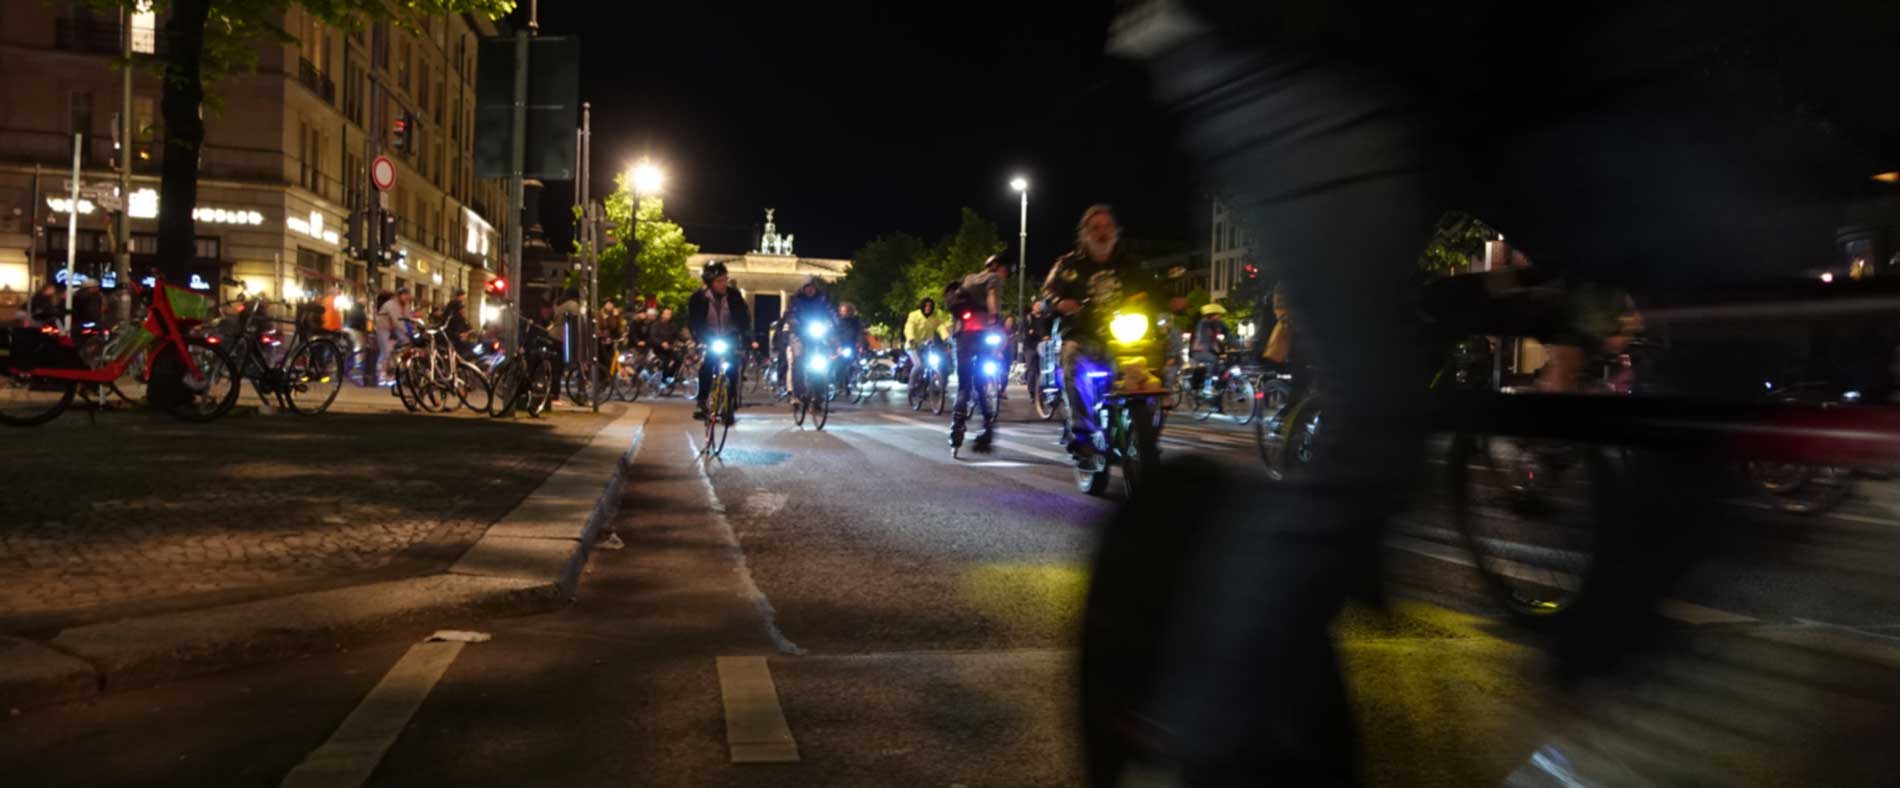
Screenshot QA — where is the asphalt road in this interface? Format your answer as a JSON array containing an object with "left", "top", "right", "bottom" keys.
[{"left": 6, "top": 384, "right": 1900, "bottom": 786}]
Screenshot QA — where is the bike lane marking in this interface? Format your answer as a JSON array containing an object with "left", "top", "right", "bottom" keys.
[
  {"left": 278, "top": 640, "right": 465, "bottom": 788},
  {"left": 686, "top": 431, "right": 806, "bottom": 657},
  {"left": 716, "top": 656, "right": 802, "bottom": 763}
]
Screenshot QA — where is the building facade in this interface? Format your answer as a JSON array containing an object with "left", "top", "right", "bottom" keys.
[
  {"left": 1208, "top": 198, "right": 1256, "bottom": 302},
  {"left": 685, "top": 210, "right": 849, "bottom": 337},
  {"left": 0, "top": 1, "right": 509, "bottom": 320}
]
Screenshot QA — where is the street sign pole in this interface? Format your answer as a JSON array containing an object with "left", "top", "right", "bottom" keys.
[
  {"left": 504, "top": 27, "right": 530, "bottom": 356},
  {"left": 63, "top": 132, "right": 81, "bottom": 332}
]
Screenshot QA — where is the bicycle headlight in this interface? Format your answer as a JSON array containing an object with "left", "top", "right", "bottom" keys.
[
  {"left": 805, "top": 323, "right": 829, "bottom": 340},
  {"left": 982, "top": 359, "right": 999, "bottom": 377},
  {"left": 928, "top": 353, "right": 942, "bottom": 368},
  {"left": 984, "top": 333, "right": 1002, "bottom": 347},
  {"left": 710, "top": 339, "right": 730, "bottom": 355},
  {"left": 1110, "top": 312, "right": 1150, "bottom": 344},
  {"left": 807, "top": 355, "right": 830, "bottom": 373},
  {"left": 841, "top": 348, "right": 854, "bottom": 358}
]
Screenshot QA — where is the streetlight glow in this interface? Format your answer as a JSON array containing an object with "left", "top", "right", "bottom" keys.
[
  {"left": 630, "top": 160, "right": 666, "bottom": 196},
  {"left": 1010, "top": 176, "right": 1029, "bottom": 192}
]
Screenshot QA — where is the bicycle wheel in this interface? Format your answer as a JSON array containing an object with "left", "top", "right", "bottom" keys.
[
  {"left": 456, "top": 360, "right": 494, "bottom": 414},
  {"left": 1120, "top": 398, "right": 1163, "bottom": 497},
  {"left": 1190, "top": 380, "right": 1218, "bottom": 422},
  {"left": 393, "top": 355, "right": 422, "bottom": 412},
  {"left": 0, "top": 371, "right": 76, "bottom": 426},
  {"left": 489, "top": 357, "right": 522, "bottom": 418},
  {"left": 285, "top": 339, "right": 345, "bottom": 415},
  {"left": 525, "top": 356, "right": 555, "bottom": 417},
  {"left": 929, "top": 374, "right": 947, "bottom": 416},
  {"left": 812, "top": 391, "right": 830, "bottom": 430},
  {"left": 792, "top": 395, "right": 808, "bottom": 427},
  {"left": 1448, "top": 432, "right": 1613, "bottom": 624},
  {"left": 152, "top": 337, "right": 242, "bottom": 422},
  {"left": 1223, "top": 375, "right": 1256, "bottom": 426},
  {"left": 1253, "top": 380, "right": 1293, "bottom": 470}
]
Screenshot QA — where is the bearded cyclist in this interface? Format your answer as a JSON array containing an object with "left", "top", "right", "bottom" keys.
[
  {"left": 1043, "top": 204, "right": 1151, "bottom": 469},
  {"left": 946, "top": 254, "right": 1011, "bottom": 452}
]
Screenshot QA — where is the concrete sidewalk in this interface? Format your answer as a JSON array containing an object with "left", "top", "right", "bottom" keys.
[{"left": 0, "top": 401, "right": 651, "bottom": 711}]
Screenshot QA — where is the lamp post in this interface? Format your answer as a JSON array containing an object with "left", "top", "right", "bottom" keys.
[
  {"left": 625, "top": 159, "right": 665, "bottom": 307},
  {"left": 1010, "top": 175, "right": 1029, "bottom": 315}
]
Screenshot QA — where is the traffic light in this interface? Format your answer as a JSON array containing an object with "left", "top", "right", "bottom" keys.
[
  {"left": 1242, "top": 262, "right": 1259, "bottom": 279},
  {"left": 485, "top": 276, "right": 508, "bottom": 297},
  {"left": 391, "top": 112, "right": 417, "bottom": 154},
  {"left": 380, "top": 213, "right": 398, "bottom": 248}
]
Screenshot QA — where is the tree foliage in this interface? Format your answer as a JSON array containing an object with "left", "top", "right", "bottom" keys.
[
  {"left": 589, "top": 183, "right": 699, "bottom": 310},
  {"left": 833, "top": 232, "right": 924, "bottom": 330},
  {"left": 1419, "top": 210, "right": 1498, "bottom": 275}
]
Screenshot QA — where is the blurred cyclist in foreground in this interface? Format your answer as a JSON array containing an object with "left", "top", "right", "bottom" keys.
[{"left": 1084, "top": 2, "right": 1900, "bottom": 786}]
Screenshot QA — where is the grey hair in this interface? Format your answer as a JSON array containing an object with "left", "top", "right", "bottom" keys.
[{"left": 1076, "top": 204, "right": 1119, "bottom": 244}]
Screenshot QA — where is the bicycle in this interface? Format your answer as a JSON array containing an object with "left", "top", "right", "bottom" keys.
[
  {"left": 790, "top": 339, "right": 833, "bottom": 430},
  {"left": 218, "top": 297, "right": 346, "bottom": 415},
  {"left": 1182, "top": 352, "right": 1258, "bottom": 425},
  {"left": 0, "top": 274, "right": 240, "bottom": 426},
  {"left": 907, "top": 341, "right": 948, "bottom": 415},
  {"left": 1029, "top": 336, "right": 1066, "bottom": 424},
  {"left": 1070, "top": 310, "right": 1169, "bottom": 497},
  {"left": 700, "top": 338, "right": 739, "bottom": 457},
  {"left": 390, "top": 319, "right": 491, "bottom": 415},
  {"left": 488, "top": 321, "right": 559, "bottom": 418}
]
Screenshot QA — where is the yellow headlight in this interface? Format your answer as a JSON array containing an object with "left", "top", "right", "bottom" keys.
[{"left": 1109, "top": 312, "right": 1150, "bottom": 344}]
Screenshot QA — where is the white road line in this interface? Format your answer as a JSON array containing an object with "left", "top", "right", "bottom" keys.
[
  {"left": 688, "top": 433, "right": 805, "bottom": 656},
  {"left": 878, "top": 413, "right": 1074, "bottom": 465},
  {"left": 716, "top": 656, "right": 802, "bottom": 764},
  {"left": 1385, "top": 534, "right": 1759, "bottom": 625},
  {"left": 278, "top": 641, "right": 465, "bottom": 788}
]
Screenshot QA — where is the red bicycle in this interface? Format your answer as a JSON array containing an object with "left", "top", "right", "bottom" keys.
[{"left": 0, "top": 275, "right": 241, "bottom": 426}]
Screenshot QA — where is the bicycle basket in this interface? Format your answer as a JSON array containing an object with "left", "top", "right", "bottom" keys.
[{"left": 161, "top": 284, "right": 217, "bottom": 325}]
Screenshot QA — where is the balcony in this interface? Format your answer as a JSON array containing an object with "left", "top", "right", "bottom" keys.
[{"left": 298, "top": 57, "right": 336, "bottom": 105}]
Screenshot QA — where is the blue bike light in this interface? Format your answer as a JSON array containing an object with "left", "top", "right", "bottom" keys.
[
  {"left": 841, "top": 348, "right": 854, "bottom": 358},
  {"left": 710, "top": 339, "right": 730, "bottom": 355}
]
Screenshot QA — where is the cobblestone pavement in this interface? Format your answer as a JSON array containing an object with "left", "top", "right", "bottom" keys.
[{"left": 0, "top": 394, "right": 617, "bottom": 632}]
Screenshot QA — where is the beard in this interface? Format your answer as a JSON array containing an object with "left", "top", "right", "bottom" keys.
[{"left": 1083, "top": 236, "right": 1116, "bottom": 260}]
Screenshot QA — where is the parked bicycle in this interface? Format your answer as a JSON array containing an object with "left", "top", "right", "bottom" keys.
[
  {"left": 0, "top": 274, "right": 240, "bottom": 426},
  {"left": 216, "top": 296, "right": 346, "bottom": 415},
  {"left": 488, "top": 320, "right": 559, "bottom": 418}
]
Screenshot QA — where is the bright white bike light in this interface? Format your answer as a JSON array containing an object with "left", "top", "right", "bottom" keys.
[
  {"left": 928, "top": 354, "right": 942, "bottom": 368},
  {"left": 710, "top": 339, "right": 730, "bottom": 355},
  {"left": 805, "top": 323, "right": 829, "bottom": 340},
  {"left": 841, "top": 348, "right": 854, "bottom": 358},
  {"left": 984, "top": 333, "right": 1002, "bottom": 347},
  {"left": 807, "top": 356, "right": 829, "bottom": 373},
  {"left": 983, "top": 360, "right": 1000, "bottom": 377}
]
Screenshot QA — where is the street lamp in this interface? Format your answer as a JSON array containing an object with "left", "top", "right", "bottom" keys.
[
  {"left": 1010, "top": 175, "right": 1029, "bottom": 318},
  {"left": 624, "top": 159, "right": 667, "bottom": 308}
]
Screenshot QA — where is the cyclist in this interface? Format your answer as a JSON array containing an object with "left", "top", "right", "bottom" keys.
[
  {"left": 785, "top": 277, "right": 835, "bottom": 399},
  {"left": 687, "top": 261, "right": 750, "bottom": 422},
  {"left": 1188, "top": 302, "right": 1232, "bottom": 396},
  {"left": 1042, "top": 204, "right": 1151, "bottom": 468},
  {"left": 645, "top": 306, "right": 684, "bottom": 384},
  {"left": 946, "top": 254, "right": 1011, "bottom": 451},
  {"left": 440, "top": 289, "right": 473, "bottom": 357},
  {"left": 903, "top": 296, "right": 950, "bottom": 389}
]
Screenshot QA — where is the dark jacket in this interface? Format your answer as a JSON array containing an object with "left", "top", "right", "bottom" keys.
[
  {"left": 1040, "top": 246, "right": 1150, "bottom": 341},
  {"left": 688, "top": 286, "right": 750, "bottom": 342},
  {"left": 786, "top": 290, "right": 833, "bottom": 333},
  {"left": 442, "top": 299, "right": 471, "bottom": 338}
]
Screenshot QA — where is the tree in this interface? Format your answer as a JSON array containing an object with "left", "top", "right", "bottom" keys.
[
  {"left": 589, "top": 179, "right": 699, "bottom": 310},
  {"left": 80, "top": 0, "right": 514, "bottom": 282},
  {"left": 1418, "top": 210, "right": 1498, "bottom": 275},
  {"left": 835, "top": 232, "right": 924, "bottom": 330},
  {"left": 885, "top": 208, "right": 1004, "bottom": 319}
]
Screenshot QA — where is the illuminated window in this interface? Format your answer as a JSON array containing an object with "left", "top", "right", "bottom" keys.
[{"left": 131, "top": 3, "right": 156, "bottom": 54}]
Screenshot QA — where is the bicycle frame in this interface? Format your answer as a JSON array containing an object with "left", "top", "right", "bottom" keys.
[{"left": 32, "top": 278, "right": 206, "bottom": 386}]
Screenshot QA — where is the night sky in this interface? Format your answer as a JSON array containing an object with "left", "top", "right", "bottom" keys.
[{"left": 516, "top": 1, "right": 1204, "bottom": 269}]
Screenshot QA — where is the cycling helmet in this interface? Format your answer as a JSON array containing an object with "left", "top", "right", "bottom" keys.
[{"left": 701, "top": 260, "right": 729, "bottom": 285}]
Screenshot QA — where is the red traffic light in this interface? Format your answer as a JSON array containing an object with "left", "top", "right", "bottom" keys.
[{"left": 485, "top": 277, "right": 508, "bottom": 295}]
